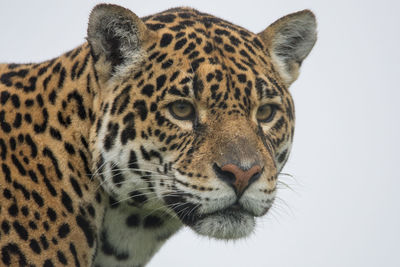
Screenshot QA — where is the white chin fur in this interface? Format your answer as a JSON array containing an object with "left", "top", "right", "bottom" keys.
[{"left": 191, "top": 211, "right": 255, "bottom": 240}]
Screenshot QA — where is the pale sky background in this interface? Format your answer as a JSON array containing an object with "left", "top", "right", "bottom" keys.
[{"left": 1, "top": 1, "right": 399, "bottom": 267}]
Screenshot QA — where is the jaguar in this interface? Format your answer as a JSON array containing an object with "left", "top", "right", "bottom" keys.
[{"left": 0, "top": 4, "right": 317, "bottom": 266}]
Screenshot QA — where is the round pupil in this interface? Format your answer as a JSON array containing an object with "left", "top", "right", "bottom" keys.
[{"left": 172, "top": 102, "right": 193, "bottom": 118}]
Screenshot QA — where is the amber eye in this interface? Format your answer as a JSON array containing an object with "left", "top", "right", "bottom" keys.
[
  {"left": 256, "top": 104, "right": 276, "bottom": 123},
  {"left": 168, "top": 100, "right": 195, "bottom": 120}
]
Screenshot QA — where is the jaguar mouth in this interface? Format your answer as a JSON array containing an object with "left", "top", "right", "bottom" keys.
[
  {"left": 164, "top": 195, "right": 257, "bottom": 240},
  {"left": 190, "top": 203, "right": 256, "bottom": 239}
]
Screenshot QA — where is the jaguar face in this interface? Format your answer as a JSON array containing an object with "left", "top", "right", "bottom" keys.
[{"left": 88, "top": 5, "right": 316, "bottom": 239}]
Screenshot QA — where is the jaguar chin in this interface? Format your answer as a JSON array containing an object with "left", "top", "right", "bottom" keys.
[{"left": 191, "top": 205, "right": 257, "bottom": 239}]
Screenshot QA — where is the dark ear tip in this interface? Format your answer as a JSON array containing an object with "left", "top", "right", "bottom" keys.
[
  {"left": 91, "top": 3, "right": 132, "bottom": 15},
  {"left": 87, "top": 4, "right": 141, "bottom": 40},
  {"left": 290, "top": 9, "right": 317, "bottom": 27},
  {"left": 298, "top": 9, "right": 316, "bottom": 18},
  {"left": 88, "top": 4, "right": 137, "bottom": 27}
]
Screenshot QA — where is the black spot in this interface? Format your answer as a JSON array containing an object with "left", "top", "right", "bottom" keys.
[
  {"left": 29, "top": 239, "right": 41, "bottom": 254},
  {"left": 3, "top": 188, "right": 12, "bottom": 199},
  {"left": 134, "top": 100, "right": 148, "bottom": 121},
  {"left": 8, "top": 204, "right": 18, "bottom": 217},
  {"left": 128, "top": 150, "right": 140, "bottom": 174},
  {"left": 43, "top": 75, "right": 52, "bottom": 90},
  {"left": 160, "top": 33, "right": 173, "bottom": 47},
  {"left": 1, "top": 221, "right": 10, "bottom": 234},
  {"left": 49, "top": 90, "right": 57, "bottom": 104},
  {"left": 121, "top": 123, "right": 136, "bottom": 145},
  {"left": 76, "top": 214, "right": 94, "bottom": 247},
  {"left": 32, "top": 190, "right": 44, "bottom": 207},
  {"left": 96, "top": 192, "right": 102, "bottom": 204},
  {"left": 170, "top": 71, "right": 179, "bottom": 82},
  {"left": 24, "top": 113, "right": 32, "bottom": 123},
  {"left": 87, "top": 205, "right": 96, "bottom": 218},
  {"left": 36, "top": 94, "right": 44, "bottom": 107},
  {"left": 224, "top": 44, "right": 235, "bottom": 53},
  {"left": 153, "top": 14, "right": 176, "bottom": 23},
  {"left": 0, "top": 91, "right": 10, "bottom": 104},
  {"left": 174, "top": 38, "right": 188, "bottom": 50},
  {"left": 79, "top": 150, "right": 92, "bottom": 179},
  {"left": 128, "top": 190, "right": 148, "bottom": 205},
  {"left": 11, "top": 154, "right": 26, "bottom": 176},
  {"left": 47, "top": 208, "right": 57, "bottom": 222},
  {"left": 109, "top": 196, "right": 120, "bottom": 208},
  {"left": 43, "top": 222, "right": 50, "bottom": 231},
  {"left": 64, "top": 142, "right": 75, "bottom": 155},
  {"left": 11, "top": 94, "right": 20, "bottom": 108},
  {"left": 69, "top": 243, "right": 80, "bottom": 267},
  {"left": 43, "top": 259, "right": 54, "bottom": 267},
  {"left": 156, "top": 74, "right": 167, "bottom": 90},
  {"left": 61, "top": 190, "right": 74, "bottom": 213},
  {"left": 111, "top": 164, "right": 125, "bottom": 187},
  {"left": 29, "top": 221, "right": 38, "bottom": 230},
  {"left": 21, "top": 206, "right": 29, "bottom": 216},
  {"left": 49, "top": 128, "right": 62, "bottom": 142},
  {"left": 1, "top": 163, "right": 11, "bottom": 183},
  {"left": 9, "top": 137, "right": 16, "bottom": 151},
  {"left": 162, "top": 58, "right": 173, "bottom": 68},
  {"left": 146, "top": 23, "right": 165, "bottom": 31},
  {"left": 40, "top": 234, "right": 49, "bottom": 249},
  {"left": 57, "top": 250, "right": 68, "bottom": 265},
  {"left": 237, "top": 74, "right": 247, "bottom": 83},
  {"left": 215, "top": 28, "right": 230, "bottom": 36},
  {"left": 104, "top": 122, "right": 119, "bottom": 151},
  {"left": 58, "top": 68, "right": 66, "bottom": 88},
  {"left": 58, "top": 223, "right": 70, "bottom": 238},
  {"left": 12, "top": 113, "right": 22, "bottom": 128},
  {"left": 144, "top": 215, "right": 163, "bottom": 228},
  {"left": 0, "top": 111, "right": 11, "bottom": 133},
  {"left": 230, "top": 35, "right": 241, "bottom": 46},
  {"left": 70, "top": 176, "right": 83, "bottom": 197},
  {"left": 183, "top": 42, "right": 196, "bottom": 55},
  {"left": 156, "top": 53, "right": 167, "bottom": 63},
  {"left": 126, "top": 214, "right": 140, "bottom": 227},
  {"left": 13, "top": 221, "right": 28, "bottom": 240},
  {"left": 141, "top": 84, "right": 154, "bottom": 97},
  {"left": 25, "top": 99, "right": 34, "bottom": 107},
  {"left": 0, "top": 139, "right": 6, "bottom": 160},
  {"left": 278, "top": 149, "right": 288, "bottom": 163}
]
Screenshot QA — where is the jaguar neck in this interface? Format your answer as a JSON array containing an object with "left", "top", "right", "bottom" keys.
[{"left": 93, "top": 199, "right": 182, "bottom": 267}]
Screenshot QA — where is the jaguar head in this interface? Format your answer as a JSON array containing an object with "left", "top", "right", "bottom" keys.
[{"left": 88, "top": 4, "right": 316, "bottom": 239}]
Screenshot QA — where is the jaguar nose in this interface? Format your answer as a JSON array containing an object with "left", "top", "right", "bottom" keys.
[{"left": 213, "top": 163, "right": 262, "bottom": 197}]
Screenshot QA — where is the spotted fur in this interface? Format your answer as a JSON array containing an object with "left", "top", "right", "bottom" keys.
[{"left": 0, "top": 4, "right": 316, "bottom": 267}]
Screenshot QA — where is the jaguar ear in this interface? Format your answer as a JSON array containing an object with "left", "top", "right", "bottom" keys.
[
  {"left": 87, "top": 4, "right": 154, "bottom": 83},
  {"left": 258, "top": 10, "right": 317, "bottom": 86}
]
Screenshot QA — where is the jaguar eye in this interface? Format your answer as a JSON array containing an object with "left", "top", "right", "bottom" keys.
[
  {"left": 256, "top": 104, "right": 276, "bottom": 123},
  {"left": 168, "top": 100, "right": 195, "bottom": 121}
]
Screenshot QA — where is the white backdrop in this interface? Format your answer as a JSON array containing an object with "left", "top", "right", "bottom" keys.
[{"left": 1, "top": 1, "right": 399, "bottom": 266}]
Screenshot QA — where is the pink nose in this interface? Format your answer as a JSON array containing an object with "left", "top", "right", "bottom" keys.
[{"left": 220, "top": 164, "right": 262, "bottom": 195}]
